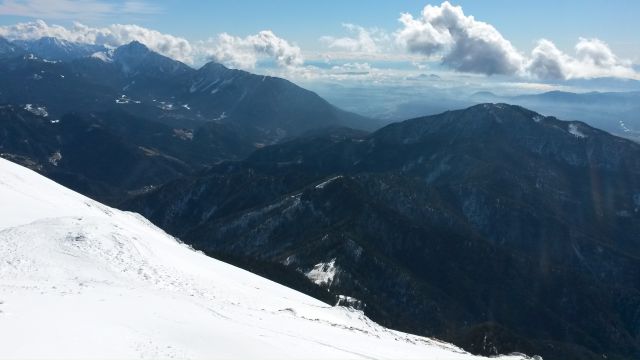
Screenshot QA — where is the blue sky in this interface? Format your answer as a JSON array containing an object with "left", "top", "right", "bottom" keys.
[
  {"left": 0, "top": 0, "right": 638, "bottom": 87},
  {"left": 157, "top": 0, "right": 639, "bottom": 58},
  {"left": 1, "top": 0, "right": 638, "bottom": 59}
]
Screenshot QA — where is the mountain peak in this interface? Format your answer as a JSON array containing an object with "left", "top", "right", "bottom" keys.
[
  {"left": 200, "top": 61, "right": 229, "bottom": 72},
  {"left": 35, "top": 36, "right": 69, "bottom": 46},
  {"left": 114, "top": 40, "right": 151, "bottom": 57},
  {"left": 112, "top": 41, "right": 191, "bottom": 76},
  {"left": 467, "top": 102, "right": 523, "bottom": 112},
  {"left": 125, "top": 40, "right": 148, "bottom": 50},
  {"left": 373, "top": 103, "right": 588, "bottom": 147},
  {"left": 461, "top": 103, "right": 543, "bottom": 124},
  {"left": 197, "top": 61, "right": 248, "bottom": 79}
]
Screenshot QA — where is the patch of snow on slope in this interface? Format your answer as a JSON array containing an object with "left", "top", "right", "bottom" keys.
[
  {"left": 0, "top": 158, "right": 532, "bottom": 360},
  {"left": 212, "top": 112, "right": 227, "bottom": 122},
  {"left": 153, "top": 100, "right": 175, "bottom": 110},
  {"left": 568, "top": 123, "right": 587, "bottom": 138},
  {"left": 315, "top": 176, "right": 343, "bottom": 189},
  {"left": 173, "top": 128, "right": 194, "bottom": 140},
  {"left": 48, "top": 151, "right": 62, "bottom": 166},
  {"left": 115, "top": 95, "right": 141, "bottom": 104},
  {"left": 91, "top": 51, "right": 113, "bottom": 62},
  {"left": 24, "top": 104, "right": 48, "bottom": 117},
  {"left": 306, "top": 258, "right": 337, "bottom": 286},
  {"left": 336, "top": 295, "right": 364, "bottom": 310}
]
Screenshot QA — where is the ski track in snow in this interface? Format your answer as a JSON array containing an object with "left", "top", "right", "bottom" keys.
[{"left": 0, "top": 158, "right": 531, "bottom": 360}]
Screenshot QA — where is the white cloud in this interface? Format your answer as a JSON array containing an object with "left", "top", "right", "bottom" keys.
[
  {"left": 527, "top": 38, "right": 637, "bottom": 80},
  {"left": 0, "top": 20, "right": 193, "bottom": 63},
  {"left": 395, "top": 1, "right": 638, "bottom": 80},
  {"left": 395, "top": 1, "right": 524, "bottom": 76},
  {"left": 526, "top": 39, "right": 569, "bottom": 80},
  {"left": 200, "top": 30, "right": 304, "bottom": 70},
  {"left": 0, "top": 0, "right": 160, "bottom": 20}
]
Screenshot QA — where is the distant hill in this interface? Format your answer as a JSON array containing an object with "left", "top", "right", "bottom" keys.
[{"left": 471, "top": 90, "right": 640, "bottom": 141}]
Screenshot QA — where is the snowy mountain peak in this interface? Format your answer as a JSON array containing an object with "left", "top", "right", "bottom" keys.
[
  {"left": 112, "top": 41, "right": 191, "bottom": 76},
  {"left": 0, "top": 158, "right": 531, "bottom": 359},
  {"left": 12, "top": 37, "right": 107, "bottom": 61},
  {"left": 35, "top": 36, "right": 69, "bottom": 47},
  {"left": 0, "top": 36, "right": 21, "bottom": 56},
  {"left": 91, "top": 49, "right": 114, "bottom": 62}
]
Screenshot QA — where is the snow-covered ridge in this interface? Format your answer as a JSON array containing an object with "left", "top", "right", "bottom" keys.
[{"left": 0, "top": 158, "right": 532, "bottom": 360}]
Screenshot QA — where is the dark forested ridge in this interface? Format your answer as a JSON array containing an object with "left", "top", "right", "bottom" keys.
[
  {"left": 127, "top": 104, "right": 640, "bottom": 360},
  {"left": 0, "top": 39, "right": 374, "bottom": 203}
]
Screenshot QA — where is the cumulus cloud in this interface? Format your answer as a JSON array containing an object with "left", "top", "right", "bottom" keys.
[
  {"left": 0, "top": 0, "right": 160, "bottom": 20},
  {"left": 201, "top": 30, "right": 304, "bottom": 69},
  {"left": 395, "top": 1, "right": 638, "bottom": 80},
  {"left": 527, "top": 37, "right": 636, "bottom": 80},
  {"left": 395, "top": 1, "right": 524, "bottom": 76},
  {"left": 526, "top": 39, "right": 569, "bottom": 80},
  {"left": 0, "top": 20, "right": 193, "bottom": 63}
]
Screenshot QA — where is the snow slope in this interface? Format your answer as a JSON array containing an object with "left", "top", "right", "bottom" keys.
[{"left": 0, "top": 158, "right": 532, "bottom": 360}]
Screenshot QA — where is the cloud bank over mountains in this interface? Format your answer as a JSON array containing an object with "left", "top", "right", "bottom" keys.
[
  {"left": 0, "top": 19, "right": 195, "bottom": 63},
  {"left": 0, "top": 19, "right": 302, "bottom": 68},
  {"left": 0, "top": 1, "right": 636, "bottom": 81}
]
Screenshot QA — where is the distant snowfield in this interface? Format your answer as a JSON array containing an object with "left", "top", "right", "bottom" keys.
[{"left": 0, "top": 158, "right": 531, "bottom": 360}]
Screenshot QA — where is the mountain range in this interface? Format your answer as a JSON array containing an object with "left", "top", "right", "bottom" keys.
[
  {"left": 126, "top": 103, "right": 640, "bottom": 360},
  {"left": 0, "top": 37, "right": 376, "bottom": 203},
  {"left": 2, "top": 35, "right": 640, "bottom": 360}
]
